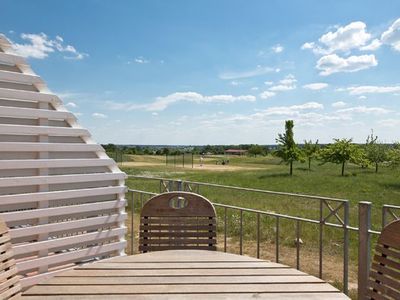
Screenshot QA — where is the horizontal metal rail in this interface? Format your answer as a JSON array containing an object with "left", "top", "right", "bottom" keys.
[{"left": 128, "top": 175, "right": 349, "bottom": 203}]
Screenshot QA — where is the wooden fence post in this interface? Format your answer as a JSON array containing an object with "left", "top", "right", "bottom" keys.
[{"left": 358, "top": 201, "right": 371, "bottom": 299}]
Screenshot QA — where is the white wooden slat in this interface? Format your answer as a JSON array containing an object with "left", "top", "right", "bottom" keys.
[
  {"left": 13, "top": 228, "right": 126, "bottom": 256},
  {"left": 0, "top": 70, "right": 43, "bottom": 86},
  {"left": 0, "top": 199, "right": 126, "bottom": 222},
  {"left": 0, "top": 142, "right": 102, "bottom": 152},
  {"left": 0, "top": 105, "right": 74, "bottom": 120},
  {"left": 0, "top": 172, "right": 126, "bottom": 188},
  {"left": 9, "top": 213, "right": 127, "bottom": 239},
  {"left": 0, "top": 158, "right": 114, "bottom": 169},
  {"left": 0, "top": 124, "right": 89, "bottom": 137},
  {"left": 0, "top": 52, "right": 28, "bottom": 66},
  {"left": 17, "top": 241, "right": 126, "bottom": 273},
  {"left": 18, "top": 267, "right": 76, "bottom": 289},
  {"left": 0, "top": 87, "right": 60, "bottom": 104},
  {"left": 0, "top": 186, "right": 126, "bottom": 206}
]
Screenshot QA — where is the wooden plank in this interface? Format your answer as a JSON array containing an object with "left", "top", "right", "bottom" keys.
[
  {"left": 140, "top": 225, "right": 217, "bottom": 231},
  {"left": 20, "top": 293, "right": 350, "bottom": 300},
  {"left": 0, "top": 172, "right": 126, "bottom": 188},
  {"left": 9, "top": 213, "right": 127, "bottom": 239},
  {"left": 140, "top": 232, "right": 216, "bottom": 238},
  {"left": 139, "top": 245, "right": 217, "bottom": 251},
  {"left": 106, "top": 250, "right": 263, "bottom": 262},
  {"left": 0, "top": 158, "right": 114, "bottom": 169},
  {"left": 13, "top": 228, "right": 126, "bottom": 256},
  {"left": 17, "top": 241, "right": 126, "bottom": 272},
  {"left": 0, "top": 124, "right": 90, "bottom": 136},
  {"left": 0, "top": 52, "right": 28, "bottom": 66},
  {"left": 79, "top": 261, "right": 289, "bottom": 270},
  {"left": 41, "top": 275, "right": 324, "bottom": 285},
  {"left": 141, "top": 218, "right": 216, "bottom": 225},
  {"left": 0, "top": 70, "right": 43, "bottom": 86},
  {"left": 375, "top": 244, "right": 400, "bottom": 260},
  {"left": 1, "top": 198, "right": 126, "bottom": 222},
  {"left": 138, "top": 238, "right": 217, "bottom": 245},
  {"left": 0, "top": 87, "right": 60, "bottom": 104},
  {"left": 0, "top": 142, "right": 102, "bottom": 152},
  {"left": 24, "top": 283, "right": 339, "bottom": 295},
  {"left": 57, "top": 267, "right": 305, "bottom": 277},
  {"left": 0, "top": 105, "right": 74, "bottom": 120},
  {"left": 0, "top": 186, "right": 126, "bottom": 206}
]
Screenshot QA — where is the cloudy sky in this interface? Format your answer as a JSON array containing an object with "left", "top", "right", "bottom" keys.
[{"left": 1, "top": 0, "right": 400, "bottom": 145}]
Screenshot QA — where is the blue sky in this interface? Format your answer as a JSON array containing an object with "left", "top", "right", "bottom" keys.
[{"left": 1, "top": 0, "right": 400, "bottom": 145}]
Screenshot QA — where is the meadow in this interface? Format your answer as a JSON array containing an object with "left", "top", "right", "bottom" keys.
[{"left": 121, "top": 154, "right": 400, "bottom": 295}]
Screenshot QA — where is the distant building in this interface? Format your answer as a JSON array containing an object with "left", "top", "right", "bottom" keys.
[{"left": 225, "top": 149, "right": 248, "bottom": 156}]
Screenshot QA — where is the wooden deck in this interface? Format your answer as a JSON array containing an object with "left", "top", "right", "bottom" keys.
[{"left": 22, "top": 250, "right": 349, "bottom": 299}]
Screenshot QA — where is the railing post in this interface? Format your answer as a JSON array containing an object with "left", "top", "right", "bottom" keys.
[
  {"left": 177, "top": 180, "right": 182, "bottom": 191},
  {"left": 382, "top": 205, "right": 387, "bottom": 228},
  {"left": 130, "top": 190, "right": 134, "bottom": 255},
  {"left": 343, "top": 201, "right": 349, "bottom": 295},
  {"left": 358, "top": 201, "right": 371, "bottom": 300}
]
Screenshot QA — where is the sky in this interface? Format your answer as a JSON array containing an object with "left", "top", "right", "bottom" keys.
[{"left": 1, "top": 0, "right": 400, "bottom": 145}]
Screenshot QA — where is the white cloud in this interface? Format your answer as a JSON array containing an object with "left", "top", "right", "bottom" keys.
[
  {"left": 269, "top": 74, "right": 297, "bottom": 91},
  {"left": 271, "top": 44, "right": 284, "bottom": 53},
  {"left": 250, "top": 86, "right": 259, "bottom": 91},
  {"left": 151, "top": 112, "right": 158, "bottom": 116},
  {"left": 92, "top": 112, "right": 108, "bottom": 119},
  {"left": 336, "top": 106, "right": 391, "bottom": 115},
  {"left": 65, "top": 102, "right": 77, "bottom": 108},
  {"left": 134, "top": 56, "right": 149, "bottom": 64},
  {"left": 10, "top": 33, "right": 88, "bottom": 60},
  {"left": 360, "top": 39, "right": 382, "bottom": 51},
  {"left": 301, "top": 42, "right": 315, "bottom": 50},
  {"left": 259, "top": 91, "right": 276, "bottom": 99},
  {"left": 347, "top": 85, "right": 400, "bottom": 95},
  {"left": 230, "top": 80, "right": 240, "bottom": 86},
  {"left": 106, "top": 92, "right": 256, "bottom": 112},
  {"left": 219, "top": 65, "right": 274, "bottom": 80},
  {"left": 359, "top": 95, "right": 367, "bottom": 100},
  {"left": 303, "top": 83, "right": 329, "bottom": 90},
  {"left": 316, "top": 54, "right": 377, "bottom": 76},
  {"left": 381, "top": 18, "right": 400, "bottom": 51},
  {"left": 318, "top": 21, "right": 372, "bottom": 53},
  {"left": 264, "top": 81, "right": 273, "bottom": 86},
  {"left": 377, "top": 118, "right": 400, "bottom": 127},
  {"left": 258, "top": 102, "right": 324, "bottom": 116},
  {"left": 331, "top": 101, "right": 347, "bottom": 108}
]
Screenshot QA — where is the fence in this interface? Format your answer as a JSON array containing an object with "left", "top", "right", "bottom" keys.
[
  {"left": 165, "top": 153, "right": 194, "bottom": 168},
  {"left": 126, "top": 175, "right": 400, "bottom": 298}
]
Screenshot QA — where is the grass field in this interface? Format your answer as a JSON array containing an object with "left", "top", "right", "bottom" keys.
[{"left": 121, "top": 154, "right": 400, "bottom": 297}]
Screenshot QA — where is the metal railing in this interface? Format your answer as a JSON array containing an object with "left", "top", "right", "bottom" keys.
[{"left": 126, "top": 175, "right": 400, "bottom": 297}]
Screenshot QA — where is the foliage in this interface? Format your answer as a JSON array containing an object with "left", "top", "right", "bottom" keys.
[
  {"left": 248, "top": 144, "right": 266, "bottom": 157},
  {"left": 388, "top": 142, "right": 400, "bottom": 168},
  {"left": 303, "top": 139, "right": 319, "bottom": 170},
  {"left": 319, "top": 138, "right": 362, "bottom": 176},
  {"left": 274, "top": 120, "right": 303, "bottom": 175},
  {"left": 365, "top": 131, "right": 388, "bottom": 173}
]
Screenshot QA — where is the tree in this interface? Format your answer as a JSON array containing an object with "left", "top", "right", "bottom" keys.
[
  {"left": 248, "top": 144, "right": 265, "bottom": 157},
  {"left": 388, "top": 143, "right": 400, "bottom": 168},
  {"left": 303, "top": 139, "right": 319, "bottom": 170},
  {"left": 274, "top": 120, "right": 303, "bottom": 175},
  {"left": 365, "top": 131, "right": 388, "bottom": 173},
  {"left": 319, "top": 138, "right": 361, "bottom": 176}
]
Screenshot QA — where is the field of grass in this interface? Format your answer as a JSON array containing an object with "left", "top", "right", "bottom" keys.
[{"left": 121, "top": 154, "right": 400, "bottom": 296}]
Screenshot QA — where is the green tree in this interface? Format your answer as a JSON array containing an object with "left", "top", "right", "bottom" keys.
[
  {"left": 388, "top": 143, "right": 400, "bottom": 168},
  {"left": 248, "top": 144, "right": 264, "bottom": 157},
  {"left": 319, "top": 138, "right": 361, "bottom": 176},
  {"left": 274, "top": 120, "right": 302, "bottom": 175},
  {"left": 365, "top": 131, "right": 388, "bottom": 173},
  {"left": 303, "top": 139, "right": 319, "bottom": 170}
]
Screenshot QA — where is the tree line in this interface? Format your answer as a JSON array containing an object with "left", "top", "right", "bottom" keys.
[{"left": 275, "top": 120, "right": 400, "bottom": 176}]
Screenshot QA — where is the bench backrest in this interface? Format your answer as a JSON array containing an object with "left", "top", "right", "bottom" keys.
[
  {"left": 139, "top": 192, "right": 217, "bottom": 253},
  {"left": 366, "top": 219, "right": 400, "bottom": 299}
]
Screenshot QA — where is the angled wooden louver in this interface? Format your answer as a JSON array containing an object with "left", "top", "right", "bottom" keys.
[{"left": 0, "top": 34, "right": 127, "bottom": 288}]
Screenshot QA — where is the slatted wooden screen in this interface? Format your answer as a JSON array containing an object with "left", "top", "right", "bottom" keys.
[{"left": 0, "top": 34, "right": 127, "bottom": 288}]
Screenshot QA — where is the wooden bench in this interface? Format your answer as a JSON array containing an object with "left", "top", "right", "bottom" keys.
[
  {"left": 139, "top": 192, "right": 217, "bottom": 252},
  {"left": 366, "top": 219, "right": 400, "bottom": 299}
]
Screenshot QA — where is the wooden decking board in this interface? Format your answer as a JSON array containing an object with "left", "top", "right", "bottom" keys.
[{"left": 22, "top": 250, "right": 348, "bottom": 299}]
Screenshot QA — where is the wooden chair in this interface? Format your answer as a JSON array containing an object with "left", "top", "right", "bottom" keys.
[
  {"left": 0, "top": 219, "right": 21, "bottom": 299},
  {"left": 366, "top": 219, "right": 400, "bottom": 300},
  {"left": 139, "top": 192, "right": 217, "bottom": 253}
]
